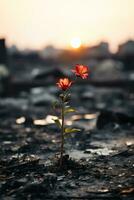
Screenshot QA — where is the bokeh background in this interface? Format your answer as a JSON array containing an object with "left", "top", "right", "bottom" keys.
[{"left": 0, "top": 0, "right": 134, "bottom": 94}]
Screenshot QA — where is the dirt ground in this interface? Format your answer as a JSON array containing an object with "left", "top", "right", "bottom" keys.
[{"left": 0, "top": 85, "right": 134, "bottom": 199}]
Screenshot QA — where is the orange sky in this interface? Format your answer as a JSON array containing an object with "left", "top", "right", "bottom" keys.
[{"left": 0, "top": 0, "right": 134, "bottom": 52}]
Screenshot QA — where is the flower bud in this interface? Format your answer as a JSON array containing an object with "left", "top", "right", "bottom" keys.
[
  {"left": 59, "top": 94, "right": 64, "bottom": 101},
  {"left": 64, "top": 94, "right": 71, "bottom": 102}
]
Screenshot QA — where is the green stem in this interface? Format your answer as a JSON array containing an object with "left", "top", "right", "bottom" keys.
[{"left": 60, "top": 95, "right": 65, "bottom": 167}]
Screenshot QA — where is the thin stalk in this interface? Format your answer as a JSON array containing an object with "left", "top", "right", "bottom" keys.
[{"left": 60, "top": 96, "right": 64, "bottom": 167}]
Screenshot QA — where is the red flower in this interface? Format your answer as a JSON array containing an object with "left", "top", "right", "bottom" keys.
[
  {"left": 72, "top": 64, "right": 89, "bottom": 79},
  {"left": 56, "top": 78, "right": 73, "bottom": 91}
]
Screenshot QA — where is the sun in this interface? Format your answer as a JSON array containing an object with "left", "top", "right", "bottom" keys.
[{"left": 70, "top": 37, "right": 81, "bottom": 49}]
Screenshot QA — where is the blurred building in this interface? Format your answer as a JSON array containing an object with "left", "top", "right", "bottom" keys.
[
  {"left": 0, "top": 39, "right": 7, "bottom": 64},
  {"left": 117, "top": 40, "right": 134, "bottom": 70},
  {"left": 87, "top": 42, "right": 111, "bottom": 58},
  {"left": 0, "top": 38, "right": 10, "bottom": 95},
  {"left": 93, "top": 59, "right": 124, "bottom": 80},
  {"left": 8, "top": 45, "right": 18, "bottom": 54},
  {"left": 39, "top": 45, "right": 62, "bottom": 59},
  {"left": 118, "top": 40, "right": 134, "bottom": 56}
]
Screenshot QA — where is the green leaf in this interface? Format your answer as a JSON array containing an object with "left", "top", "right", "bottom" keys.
[
  {"left": 52, "top": 118, "right": 61, "bottom": 128},
  {"left": 63, "top": 93, "right": 71, "bottom": 102},
  {"left": 64, "top": 107, "right": 76, "bottom": 114},
  {"left": 52, "top": 101, "right": 58, "bottom": 110},
  {"left": 64, "top": 101, "right": 69, "bottom": 106},
  {"left": 65, "top": 105, "right": 70, "bottom": 108},
  {"left": 64, "top": 128, "right": 81, "bottom": 134}
]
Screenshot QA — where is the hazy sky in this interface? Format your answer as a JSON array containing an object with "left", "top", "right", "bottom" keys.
[{"left": 0, "top": 0, "right": 134, "bottom": 52}]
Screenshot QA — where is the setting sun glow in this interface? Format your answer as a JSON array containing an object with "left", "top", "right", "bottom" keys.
[
  {"left": 70, "top": 38, "right": 81, "bottom": 49},
  {"left": 0, "top": 0, "right": 134, "bottom": 51}
]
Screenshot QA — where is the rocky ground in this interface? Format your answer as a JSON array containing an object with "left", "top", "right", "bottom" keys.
[{"left": 0, "top": 84, "right": 134, "bottom": 199}]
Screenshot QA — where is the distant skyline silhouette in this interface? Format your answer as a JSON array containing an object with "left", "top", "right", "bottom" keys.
[{"left": 0, "top": 0, "right": 134, "bottom": 52}]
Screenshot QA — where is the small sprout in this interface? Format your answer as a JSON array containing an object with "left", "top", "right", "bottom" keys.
[{"left": 53, "top": 64, "right": 89, "bottom": 167}]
